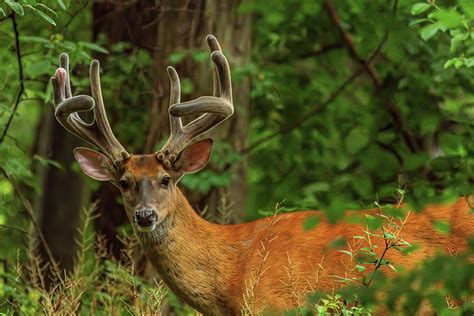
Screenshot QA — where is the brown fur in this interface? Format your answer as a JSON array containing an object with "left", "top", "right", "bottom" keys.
[{"left": 114, "top": 156, "right": 473, "bottom": 315}]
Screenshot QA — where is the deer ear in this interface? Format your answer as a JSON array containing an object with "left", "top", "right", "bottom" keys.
[
  {"left": 73, "top": 147, "right": 116, "bottom": 181},
  {"left": 173, "top": 139, "right": 213, "bottom": 174}
]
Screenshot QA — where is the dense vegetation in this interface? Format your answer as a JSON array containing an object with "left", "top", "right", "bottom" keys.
[{"left": 0, "top": 0, "right": 472, "bottom": 314}]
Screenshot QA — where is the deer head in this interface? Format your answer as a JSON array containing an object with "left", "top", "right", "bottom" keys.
[{"left": 51, "top": 35, "right": 233, "bottom": 234}]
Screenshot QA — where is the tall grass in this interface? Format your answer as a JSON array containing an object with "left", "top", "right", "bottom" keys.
[{"left": 0, "top": 205, "right": 166, "bottom": 315}]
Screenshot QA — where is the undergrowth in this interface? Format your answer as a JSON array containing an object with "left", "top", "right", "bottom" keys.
[{"left": 0, "top": 205, "right": 166, "bottom": 315}]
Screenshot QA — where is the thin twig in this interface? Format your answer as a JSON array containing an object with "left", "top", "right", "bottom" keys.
[
  {"left": 241, "top": 67, "right": 364, "bottom": 154},
  {"left": 62, "top": 1, "right": 89, "bottom": 30},
  {"left": 0, "top": 13, "right": 25, "bottom": 144},
  {"left": 0, "top": 223, "right": 36, "bottom": 237},
  {"left": 271, "top": 42, "right": 344, "bottom": 63},
  {"left": 241, "top": 20, "right": 390, "bottom": 155},
  {"left": 323, "top": 0, "right": 420, "bottom": 153}
]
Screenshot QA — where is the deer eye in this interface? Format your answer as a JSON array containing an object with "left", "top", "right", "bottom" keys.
[
  {"left": 161, "top": 176, "right": 171, "bottom": 188},
  {"left": 120, "top": 178, "right": 130, "bottom": 190}
]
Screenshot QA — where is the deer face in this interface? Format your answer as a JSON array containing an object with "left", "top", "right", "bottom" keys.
[
  {"left": 72, "top": 139, "right": 213, "bottom": 233},
  {"left": 51, "top": 35, "right": 232, "bottom": 237}
]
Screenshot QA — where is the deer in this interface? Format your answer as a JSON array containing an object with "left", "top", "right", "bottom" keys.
[{"left": 51, "top": 35, "right": 473, "bottom": 315}]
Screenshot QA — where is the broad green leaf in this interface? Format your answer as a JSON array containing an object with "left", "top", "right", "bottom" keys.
[
  {"left": 192, "top": 50, "right": 209, "bottom": 62},
  {"left": 180, "top": 78, "right": 194, "bottom": 94},
  {"left": 364, "top": 214, "right": 384, "bottom": 230},
  {"left": 0, "top": 7, "right": 6, "bottom": 16},
  {"left": 466, "top": 57, "right": 474, "bottom": 68},
  {"left": 6, "top": 0, "right": 24, "bottom": 16},
  {"left": 431, "top": 10, "right": 463, "bottom": 29},
  {"left": 411, "top": 3, "right": 431, "bottom": 16},
  {"left": 460, "top": 0, "right": 474, "bottom": 18},
  {"left": 303, "top": 215, "right": 320, "bottom": 231},
  {"left": 168, "top": 50, "right": 187, "bottom": 63},
  {"left": 345, "top": 126, "right": 370, "bottom": 154},
  {"left": 432, "top": 220, "right": 451, "bottom": 235},
  {"left": 443, "top": 58, "right": 456, "bottom": 69},
  {"left": 419, "top": 23, "right": 441, "bottom": 41}
]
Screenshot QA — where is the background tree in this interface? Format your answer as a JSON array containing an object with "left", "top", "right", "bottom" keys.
[{"left": 89, "top": 0, "right": 251, "bottom": 264}]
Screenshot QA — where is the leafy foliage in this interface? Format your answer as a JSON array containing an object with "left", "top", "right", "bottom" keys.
[{"left": 245, "top": 0, "right": 473, "bottom": 220}]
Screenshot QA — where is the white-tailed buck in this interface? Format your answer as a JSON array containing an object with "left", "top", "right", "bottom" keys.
[{"left": 51, "top": 35, "right": 473, "bottom": 315}]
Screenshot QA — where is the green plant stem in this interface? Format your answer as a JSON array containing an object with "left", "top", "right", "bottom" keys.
[{"left": 0, "top": 13, "right": 25, "bottom": 144}]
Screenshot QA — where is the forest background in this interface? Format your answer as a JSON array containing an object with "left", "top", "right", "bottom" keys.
[{"left": 0, "top": 0, "right": 472, "bottom": 314}]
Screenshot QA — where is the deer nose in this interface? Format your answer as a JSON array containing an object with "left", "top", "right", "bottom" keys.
[{"left": 134, "top": 208, "right": 157, "bottom": 228}]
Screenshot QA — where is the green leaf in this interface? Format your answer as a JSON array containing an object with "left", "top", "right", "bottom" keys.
[
  {"left": 55, "top": 0, "right": 66, "bottom": 10},
  {"left": 345, "top": 127, "right": 370, "bottom": 154},
  {"left": 411, "top": 3, "right": 431, "bottom": 16},
  {"left": 180, "top": 78, "right": 194, "bottom": 94},
  {"left": 192, "top": 50, "right": 209, "bottom": 62},
  {"left": 35, "top": 3, "right": 57, "bottom": 16},
  {"left": 431, "top": 10, "right": 463, "bottom": 29},
  {"left": 460, "top": 0, "right": 474, "bottom": 18},
  {"left": 432, "top": 220, "right": 451, "bottom": 235},
  {"left": 24, "top": 5, "right": 56, "bottom": 25},
  {"left": 303, "top": 215, "right": 320, "bottom": 231},
  {"left": 450, "top": 33, "right": 469, "bottom": 53},
  {"left": 443, "top": 58, "right": 456, "bottom": 69},
  {"left": 0, "top": 7, "right": 6, "bottom": 16},
  {"left": 168, "top": 50, "right": 187, "bottom": 63},
  {"left": 19, "top": 35, "right": 50, "bottom": 45},
  {"left": 419, "top": 23, "right": 440, "bottom": 41},
  {"left": 80, "top": 42, "right": 109, "bottom": 54},
  {"left": 356, "top": 264, "right": 366, "bottom": 272},
  {"left": 25, "top": 60, "right": 51, "bottom": 77},
  {"left": 364, "top": 214, "right": 384, "bottom": 230},
  {"left": 409, "top": 18, "right": 432, "bottom": 26},
  {"left": 6, "top": 0, "right": 24, "bottom": 16},
  {"left": 338, "top": 250, "right": 353, "bottom": 258}
]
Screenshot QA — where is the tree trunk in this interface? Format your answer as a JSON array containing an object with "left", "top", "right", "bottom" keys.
[
  {"left": 91, "top": 0, "right": 251, "bottom": 248},
  {"left": 146, "top": 0, "right": 252, "bottom": 222},
  {"left": 91, "top": 1, "right": 158, "bottom": 260},
  {"left": 90, "top": 1, "right": 251, "bottom": 311},
  {"left": 31, "top": 106, "right": 85, "bottom": 286}
]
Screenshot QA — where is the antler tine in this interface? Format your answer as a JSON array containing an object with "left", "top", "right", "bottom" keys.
[
  {"left": 207, "top": 35, "right": 222, "bottom": 97},
  {"left": 156, "top": 66, "right": 184, "bottom": 166},
  {"left": 52, "top": 53, "right": 129, "bottom": 165},
  {"left": 156, "top": 35, "right": 234, "bottom": 168}
]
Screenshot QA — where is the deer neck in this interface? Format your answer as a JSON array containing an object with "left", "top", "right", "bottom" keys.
[{"left": 137, "top": 189, "right": 238, "bottom": 314}]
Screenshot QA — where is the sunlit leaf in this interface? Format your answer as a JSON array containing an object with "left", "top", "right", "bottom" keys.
[
  {"left": 6, "top": 0, "right": 24, "bottom": 16},
  {"left": 411, "top": 3, "right": 431, "bottom": 16},
  {"left": 24, "top": 5, "right": 56, "bottom": 25}
]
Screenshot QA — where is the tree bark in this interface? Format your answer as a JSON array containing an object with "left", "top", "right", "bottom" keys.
[
  {"left": 31, "top": 106, "right": 85, "bottom": 286},
  {"left": 147, "top": 0, "right": 252, "bottom": 222},
  {"left": 90, "top": 1, "right": 251, "bottom": 311}
]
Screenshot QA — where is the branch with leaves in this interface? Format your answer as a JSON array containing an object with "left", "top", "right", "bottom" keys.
[
  {"left": 323, "top": 0, "right": 421, "bottom": 154},
  {"left": 0, "top": 13, "right": 24, "bottom": 144}
]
